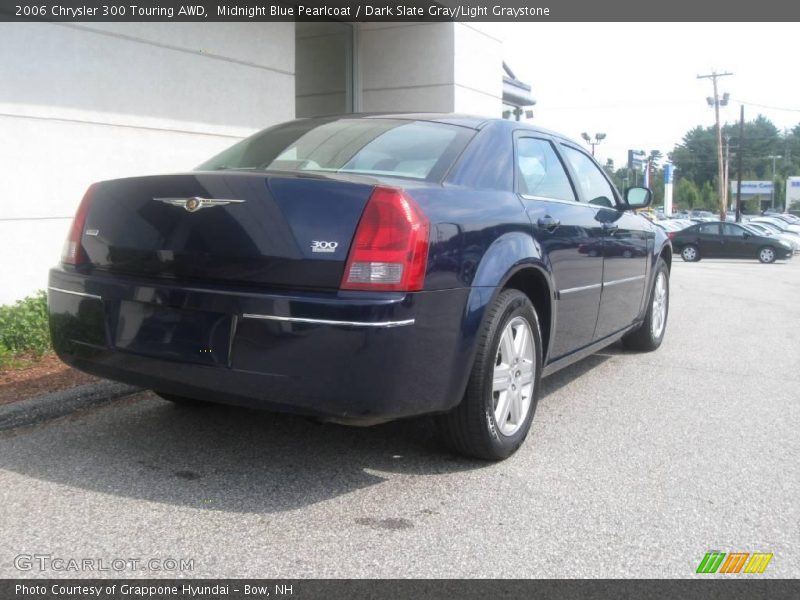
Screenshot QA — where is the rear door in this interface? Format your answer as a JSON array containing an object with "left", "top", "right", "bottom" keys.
[
  {"left": 697, "top": 222, "right": 723, "bottom": 257},
  {"left": 559, "top": 144, "right": 649, "bottom": 339},
  {"left": 514, "top": 134, "right": 604, "bottom": 359}
]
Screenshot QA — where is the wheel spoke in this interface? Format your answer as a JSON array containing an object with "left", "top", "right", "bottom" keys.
[
  {"left": 513, "top": 323, "right": 529, "bottom": 359},
  {"left": 499, "top": 328, "right": 515, "bottom": 363},
  {"left": 493, "top": 365, "right": 510, "bottom": 391},
  {"left": 495, "top": 391, "right": 511, "bottom": 425},
  {"left": 508, "top": 390, "right": 522, "bottom": 424}
]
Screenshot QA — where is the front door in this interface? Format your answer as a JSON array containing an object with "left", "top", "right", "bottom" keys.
[
  {"left": 559, "top": 145, "right": 649, "bottom": 339},
  {"left": 722, "top": 222, "right": 751, "bottom": 257},
  {"left": 514, "top": 135, "right": 604, "bottom": 360}
]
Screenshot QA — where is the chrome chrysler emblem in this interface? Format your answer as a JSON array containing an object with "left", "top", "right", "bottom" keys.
[{"left": 153, "top": 197, "right": 245, "bottom": 212}]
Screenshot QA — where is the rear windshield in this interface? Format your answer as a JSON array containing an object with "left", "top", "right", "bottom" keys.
[{"left": 197, "top": 118, "right": 474, "bottom": 182}]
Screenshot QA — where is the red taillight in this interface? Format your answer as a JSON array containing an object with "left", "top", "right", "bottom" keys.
[
  {"left": 61, "top": 185, "right": 95, "bottom": 265},
  {"left": 341, "top": 187, "right": 430, "bottom": 292},
  {"left": 667, "top": 231, "right": 676, "bottom": 240}
]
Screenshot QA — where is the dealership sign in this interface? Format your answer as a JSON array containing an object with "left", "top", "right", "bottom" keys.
[
  {"left": 730, "top": 180, "right": 773, "bottom": 195},
  {"left": 628, "top": 150, "right": 647, "bottom": 171}
]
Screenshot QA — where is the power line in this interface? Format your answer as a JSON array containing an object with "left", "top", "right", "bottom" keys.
[{"left": 733, "top": 99, "right": 800, "bottom": 113}]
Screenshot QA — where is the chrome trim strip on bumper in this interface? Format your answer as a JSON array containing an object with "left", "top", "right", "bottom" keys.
[
  {"left": 241, "top": 314, "right": 415, "bottom": 328},
  {"left": 602, "top": 274, "right": 646, "bottom": 287},
  {"left": 48, "top": 286, "right": 102, "bottom": 300}
]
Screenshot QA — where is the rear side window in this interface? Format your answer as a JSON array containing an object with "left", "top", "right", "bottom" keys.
[
  {"left": 197, "top": 119, "right": 474, "bottom": 182},
  {"left": 699, "top": 223, "right": 720, "bottom": 235},
  {"left": 515, "top": 138, "right": 575, "bottom": 201},
  {"left": 560, "top": 146, "right": 617, "bottom": 207}
]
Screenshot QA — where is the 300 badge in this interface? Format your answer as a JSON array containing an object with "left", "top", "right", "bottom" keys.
[{"left": 311, "top": 241, "right": 339, "bottom": 253}]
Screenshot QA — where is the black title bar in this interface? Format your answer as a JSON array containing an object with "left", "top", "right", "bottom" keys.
[
  {"left": 3, "top": 579, "right": 800, "bottom": 600},
  {"left": 2, "top": 0, "right": 800, "bottom": 22}
]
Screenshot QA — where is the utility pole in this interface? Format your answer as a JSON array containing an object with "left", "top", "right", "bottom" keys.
[
  {"left": 697, "top": 70, "right": 733, "bottom": 221},
  {"left": 768, "top": 154, "right": 782, "bottom": 209},
  {"left": 724, "top": 134, "right": 730, "bottom": 214},
  {"left": 736, "top": 105, "right": 744, "bottom": 222}
]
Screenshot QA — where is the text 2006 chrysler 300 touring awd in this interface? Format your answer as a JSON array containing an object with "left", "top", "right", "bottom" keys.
[{"left": 48, "top": 114, "right": 671, "bottom": 460}]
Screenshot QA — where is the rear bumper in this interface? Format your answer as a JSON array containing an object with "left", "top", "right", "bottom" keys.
[{"left": 48, "top": 267, "right": 474, "bottom": 422}]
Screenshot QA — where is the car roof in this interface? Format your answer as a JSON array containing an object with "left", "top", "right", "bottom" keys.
[{"left": 301, "top": 113, "right": 581, "bottom": 145}]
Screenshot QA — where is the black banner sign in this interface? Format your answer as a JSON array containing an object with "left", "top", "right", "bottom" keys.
[
  {"left": 2, "top": 579, "right": 800, "bottom": 600},
  {"left": 1, "top": 0, "right": 800, "bottom": 22}
]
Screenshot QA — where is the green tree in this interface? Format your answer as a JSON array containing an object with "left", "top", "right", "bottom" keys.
[
  {"left": 675, "top": 178, "right": 699, "bottom": 210},
  {"left": 699, "top": 180, "right": 717, "bottom": 210},
  {"left": 648, "top": 150, "right": 663, "bottom": 170},
  {"left": 669, "top": 115, "right": 785, "bottom": 189}
]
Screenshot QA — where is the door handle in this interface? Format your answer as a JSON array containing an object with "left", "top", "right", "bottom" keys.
[
  {"left": 537, "top": 216, "right": 560, "bottom": 231},
  {"left": 602, "top": 223, "right": 619, "bottom": 234}
]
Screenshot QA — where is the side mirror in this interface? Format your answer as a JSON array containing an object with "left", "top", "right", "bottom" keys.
[
  {"left": 624, "top": 186, "right": 652, "bottom": 209},
  {"left": 743, "top": 232, "right": 750, "bottom": 239}
]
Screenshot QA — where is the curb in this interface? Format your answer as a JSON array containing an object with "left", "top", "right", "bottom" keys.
[{"left": 0, "top": 380, "right": 142, "bottom": 432}]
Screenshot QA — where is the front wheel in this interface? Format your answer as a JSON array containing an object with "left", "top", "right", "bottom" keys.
[
  {"left": 436, "top": 289, "right": 542, "bottom": 461},
  {"left": 622, "top": 258, "right": 670, "bottom": 352},
  {"left": 758, "top": 246, "right": 776, "bottom": 264}
]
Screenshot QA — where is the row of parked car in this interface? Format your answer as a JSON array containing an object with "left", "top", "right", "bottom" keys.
[{"left": 651, "top": 212, "right": 800, "bottom": 263}]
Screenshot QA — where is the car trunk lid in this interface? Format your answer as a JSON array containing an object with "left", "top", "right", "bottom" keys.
[{"left": 82, "top": 172, "right": 376, "bottom": 290}]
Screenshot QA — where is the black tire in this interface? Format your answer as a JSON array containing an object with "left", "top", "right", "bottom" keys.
[
  {"left": 155, "top": 391, "right": 212, "bottom": 407},
  {"left": 681, "top": 244, "right": 700, "bottom": 262},
  {"left": 436, "top": 289, "right": 542, "bottom": 461},
  {"left": 758, "top": 246, "right": 776, "bottom": 264},
  {"left": 622, "top": 258, "right": 670, "bottom": 352}
]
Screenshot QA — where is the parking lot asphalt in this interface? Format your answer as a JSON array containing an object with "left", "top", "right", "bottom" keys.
[{"left": 1, "top": 258, "right": 798, "bottom": 578}]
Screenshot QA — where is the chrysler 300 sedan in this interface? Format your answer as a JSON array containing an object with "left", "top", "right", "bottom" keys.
[{"left": 48, "top": 114, "right": 671, "bottom": 460}]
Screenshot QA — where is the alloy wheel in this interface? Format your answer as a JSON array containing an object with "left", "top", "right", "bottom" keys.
[
  {"left": 651, "top": 271, "right": 668, "bottom": 339},
  {"left": 492, "top": 316, "right": 535, "bottom": 436}
]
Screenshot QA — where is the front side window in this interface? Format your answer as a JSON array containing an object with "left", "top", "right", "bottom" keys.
[
  {"left": 197, "top": 119, "right": 474, "bottom": 182},
  {"left": 560, "top": 146, "right": 617, "bottom": 207},
  {"left": 515, "top": 137, "right": 575, "bottom": 201},
  {"left": 723, "top": 223, "right": 746, "bottom": 237}
]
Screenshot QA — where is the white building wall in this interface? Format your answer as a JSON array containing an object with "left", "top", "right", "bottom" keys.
[
  {"left": 453, "top": 24, "right": 503, "bottom": 114},
  {"left": 0, "top": 22, "right": 294, "bottom": 305},
  {"left": 358, "top": 22, "right": 502, "bottom": 117}
]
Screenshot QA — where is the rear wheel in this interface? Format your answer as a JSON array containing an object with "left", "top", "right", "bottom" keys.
[
  {"left": 681, "top": 244, "right": 699, "bottom": 262},
  {"left": 155, "top": 392, "right": 212, "bottom": 407},
  {"left": 758, "top": 246, "right": 776, "bottom": 264},
  {"left": 622, "top": 258, "right": 670, "bottom": 352},
  {"left": 437, "top": 289, "right": 542, "bottom": 461}
]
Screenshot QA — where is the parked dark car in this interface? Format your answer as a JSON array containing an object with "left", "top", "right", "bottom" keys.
[
  {"left": 48, "top": 114, "right": 672, "bottom": 460},
  {"left": 672, "top": 221, "right": 793, "bottom": 263}
]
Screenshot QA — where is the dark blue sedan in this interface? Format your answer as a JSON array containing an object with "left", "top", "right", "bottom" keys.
[{"left": 48, "top": 114, "right": 671, "bottom": 460}]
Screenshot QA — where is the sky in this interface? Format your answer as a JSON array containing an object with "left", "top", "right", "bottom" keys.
[{"left": 486, "top": 23, "right": 800, "bottom": 170}]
